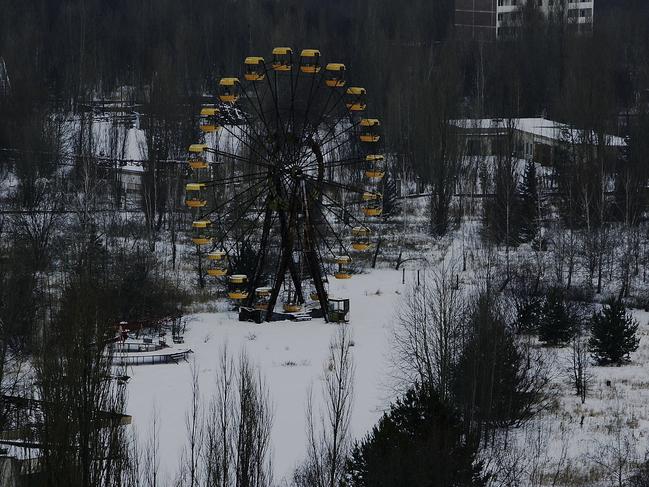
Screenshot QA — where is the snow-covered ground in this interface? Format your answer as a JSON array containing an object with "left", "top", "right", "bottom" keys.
[
  {"left": 127, "top": 268, "right": 410, "bottom": 484},
  {"left": 127, "top": 256, "right": 649, "bottom": 485}
]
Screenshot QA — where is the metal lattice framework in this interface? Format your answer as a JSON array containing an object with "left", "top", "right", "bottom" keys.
[{"left": 185, "top": 48, "right": 385, "bottom": 321}]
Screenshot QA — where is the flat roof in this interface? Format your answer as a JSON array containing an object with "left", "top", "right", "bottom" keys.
[{"left": 451, "top": 117, "right": 626, "bottom": 147}]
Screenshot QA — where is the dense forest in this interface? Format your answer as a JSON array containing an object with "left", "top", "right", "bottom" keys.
[{"left": 3, "top": 0, "right": 649, "bottom": 485}]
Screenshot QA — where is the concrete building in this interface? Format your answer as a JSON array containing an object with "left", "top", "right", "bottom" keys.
[
  {"left": 450, "top": 117, "right": 625, "bottom": 193},
  {"left": 451, "top": 117, "right": 625, "bottom": 165},
  {"left": 455, "top": 0, "right": 594, "bottom": 40},
  {"left": 455, "top": 0, "right": 498, "bottom": 41}
]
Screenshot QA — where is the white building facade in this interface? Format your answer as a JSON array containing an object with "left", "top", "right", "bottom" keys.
[
  {"left": 497, "top": 0, "right": 594, "bottom": 37},
  {"left": 455, "top": 0, "right": 594, "bottom": 40}
]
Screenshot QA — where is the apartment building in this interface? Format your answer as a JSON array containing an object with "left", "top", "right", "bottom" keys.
[{"left": 455, "top": 0, "right": 594, "bottom": 40}]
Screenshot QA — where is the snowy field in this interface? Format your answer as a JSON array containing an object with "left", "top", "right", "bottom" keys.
[
  {"left": 127, "top": 268, "right": 408, "bottom": 484},
  {"left": 127, "top": 257, "right": 649, "bottom": 485}
]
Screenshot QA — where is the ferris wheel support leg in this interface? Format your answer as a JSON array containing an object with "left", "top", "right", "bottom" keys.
[
  {"left": 277, "top": 208, "right": 305, "bottom": 305},
  {"left": 286, "top": 258, "right": 305, "bottom": 304},
  {"left": 305, "top": 247, "right": 329, "bottom": 323},
  {"left": 245, "top": 206, "right": 274, "bottom": 307},
  {"left": 265, "top": 248, "right": 290, "bottom": 322},
  {"left": 300, "top": 180, "right": 329, "bottom": 322}
]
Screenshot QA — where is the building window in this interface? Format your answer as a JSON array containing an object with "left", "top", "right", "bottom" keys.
[{"left": 467, "top": 139, "right": 482, "bottom": 156}]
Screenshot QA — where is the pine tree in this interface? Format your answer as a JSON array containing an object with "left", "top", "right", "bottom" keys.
[
  {"left": 514, "top": 295, "right": 543, "bottom": 334},
  {"left": 453, "top": 294, "right": 548, "bottom": 440},
  {"left": 589, "top": 299, "right": 639, "bottom": 365},
  {"left": 381, "top": 171, "right": 401, "bottom": 218},
  {"left": 342, "top": 384, "right": 486, "bottom": 487},
  {"left": 518, "top": 159, "right": 539, "bottom": 243},
  {"left": 538, "top": 288, "right": 578, "bottom": 346}
]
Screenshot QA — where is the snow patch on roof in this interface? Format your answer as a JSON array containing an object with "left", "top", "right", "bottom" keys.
[{"left": 451, "top": 117, "right": 626, "bottom": 147}]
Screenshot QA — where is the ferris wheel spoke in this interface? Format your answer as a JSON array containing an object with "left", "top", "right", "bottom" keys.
[
  {"left": 222, "top": 192, "right": 272, "bottom": 256},
  {"left": 239, "top": 78, "right": 273, "bottom": 137},
  {"left": 304, "top": 174, "right": 366, "bottom": 196},
  {"left": 213, "top": 187, "right": 271, "bottom": 248},
  {"left": 245, "top": 204, "right": 277, "bottom": 302},
  {"left": 292, "top": 69, "right": 330, "bottom": 164},
  {"left": 295, "top": 120, "right": 360, "bottom": 170},
  {"left": 317, "top": 119, "right": 364, "bottom": 157},
  {"left": 312, "top": 198, "right": 351, "bottom": 255},
  {"left": 319, "top": 190, "right": 371, "bottom": 228},
  {"left": 250, "top": 79, "right": 278, "bottom": 141},
  {"left": 198, "top": 177, "right": 268, "bottom": 221},
  {"left": 302, "top": 154, "right": 367, "bottom": 172},
  {"left": 312, "top": 103, "right": 350, "bottom": 156},
  {"left": 295, "top": 67, "right": 325, "bottom": 144},
  {"left": 288, "top": 56, "right": 301, "bottom": 133},
  {"left": 200, "top": 171, "right": 268, "bottom": 188},
  {"left": 265, "top": 66, "right": 290, "bottom": 143},
  {"left": 310, "top": 208, "right": 339, "bottom": 259},
  {"left": 217, "top": 123, "right": 274, "bottom": 168},
  {"left": 296, "top": 86, "right": 346, "bottom": 161},
  {"left": 212, "top": 148, "right": 277, "bottom": 174},
  {"left": 308, "top": 223, "right": 333, "bottom": 279},
  {"left": 231, "top": 92, "right": 279, "bottom": 160}
]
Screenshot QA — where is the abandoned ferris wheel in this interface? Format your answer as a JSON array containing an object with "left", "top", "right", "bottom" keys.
[{"left": 185, "top": 48, "right": 385, "bottom": 322}]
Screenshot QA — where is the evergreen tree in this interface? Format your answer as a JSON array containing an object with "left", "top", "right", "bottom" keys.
[
  {"left": 589, "top": 299, "right": 639, "bottom": 365},
  {"left": 381, "top": 170, "right": 401, "bottom": 218},
  {"left": 518, "top": 159, "right": 540, "bottom": 243},
  {"left": 538, "top": 288, "right": 578, "bottom": 346},
  {"left": 343, "top": 384, "right": 486, "bottom": 487},
  {"left": 453, "top": 294, "right": 547, "bottom": 440},
  {"left": 513, "top": 295, "right": 543, "bottom": 334}
]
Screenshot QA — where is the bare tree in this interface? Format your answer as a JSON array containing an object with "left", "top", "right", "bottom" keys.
[
  {"left": 483, "top": 421, "right": 573, "bottom": 487},
  {"left": 34, "top": 276, "right": 133, "bottom": 486},
  {"left": 142, "top": 404, "right": 160, "bottom": 487},
  {"left": 295, "top": 326, "right": 355, "bottom": 487},
  {"left": 588, "top": 400, "right": 640, "bottom": 487},
  {"left": 234, "top": 353, "right": 273, "bottom": 487},
  {"left": 202, "top": 346, "right": 273, "bottom": 487},
  {"left": 567, "top": 325, "right": 591, "bottom": 404},
  {"left": 391, "top": 258, "right": 466, "bottom": 400},
  {"left": 203, "top": 346, "right": 235, "bottom": 486},
  {"left": 178, "top": 359, "right": 203, "bottom": 487}
]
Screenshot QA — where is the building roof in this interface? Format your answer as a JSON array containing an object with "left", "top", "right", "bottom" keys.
[{"left": 451, "top": 117, "right": 626, "bottom": 147}]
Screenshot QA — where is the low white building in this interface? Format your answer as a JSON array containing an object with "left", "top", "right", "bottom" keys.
[{"left": 451, "top": 117, "right": 625, "bottom": 165}]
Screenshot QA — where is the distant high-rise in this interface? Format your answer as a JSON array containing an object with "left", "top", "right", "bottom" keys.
[
  {"left": 455, "top": 0, "right": 595, "bottom": 40},
  {"left": 455, "top": 0, "right": 498, "bottom": 41}
]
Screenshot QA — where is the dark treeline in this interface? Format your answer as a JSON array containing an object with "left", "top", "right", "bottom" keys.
[
  {"left": 2, "top": 0, "right": 649, "bottom": 222},
  {"left": 0, "top": 0, "right": 452, "bottom": 101},
  {"left": 1, "top": 0, "right": 648, "bottom": 116}
]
